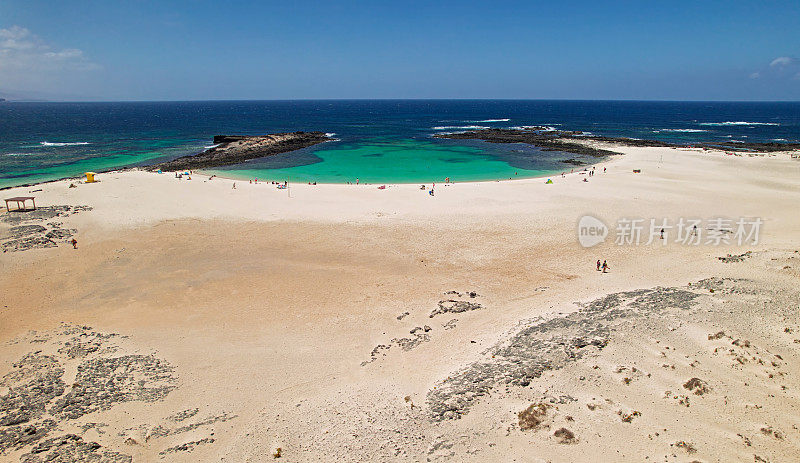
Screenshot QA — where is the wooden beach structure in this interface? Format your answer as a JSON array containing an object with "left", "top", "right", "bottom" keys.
[{"left": 4, "top": 196, "right": 36, "bottom": 212}]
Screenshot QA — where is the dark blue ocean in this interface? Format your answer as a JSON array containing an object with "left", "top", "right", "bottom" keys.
[{"left": 1, "top": 100, "right": 798, "bottom": 187}]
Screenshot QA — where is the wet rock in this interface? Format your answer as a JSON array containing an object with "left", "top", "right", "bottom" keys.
[{"left": 148, "top": 132, "right": 330, "bottom": 171}]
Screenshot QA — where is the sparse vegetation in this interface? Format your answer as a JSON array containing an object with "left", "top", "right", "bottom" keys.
[{"left": 518, "top": 403, "right": 549, "bottom": 431}]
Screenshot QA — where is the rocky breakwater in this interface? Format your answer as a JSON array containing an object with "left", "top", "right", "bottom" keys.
[{"left": 148, "top": 131, "right": 330, "bottom": 171}]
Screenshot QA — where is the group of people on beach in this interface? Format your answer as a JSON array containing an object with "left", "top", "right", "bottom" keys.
[
  {"left": 596, "top": 259, "right": 610, "bottom": 273},
  {"left": 561, "top": 166, "right": 606, "bottom": 181}
]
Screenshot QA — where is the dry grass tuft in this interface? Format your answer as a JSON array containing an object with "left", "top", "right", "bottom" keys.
[
  {"left": 518, "top": 403, "right": 550, "bottom": 431},
  {"left": 554, "top": 427, "right": 576, "bottom": 444}
]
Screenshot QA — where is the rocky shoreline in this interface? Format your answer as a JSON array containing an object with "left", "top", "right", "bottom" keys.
[
  {"left": 435, "top": 128, "right": 622, "bottom": 158},
  {"left": 435, "top": 127, "right": 800, "bottom": 155},
  {"left": 147, "top": 131, "right": 330, "bottom": 171}
]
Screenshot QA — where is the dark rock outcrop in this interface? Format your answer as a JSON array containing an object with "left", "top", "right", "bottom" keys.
[
  {"left": 436, "top": 127, "right": 800, "bottom": 154},
  {"left": 435, "top": 128, "right": 621, "bottom": 157},
  {"left": 148, "top": 131, "right": 330, "bottom": 171}
]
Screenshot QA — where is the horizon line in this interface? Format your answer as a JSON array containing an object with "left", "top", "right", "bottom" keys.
[{"left": 3, "top": 97, "right": 800, "bottom": 104}]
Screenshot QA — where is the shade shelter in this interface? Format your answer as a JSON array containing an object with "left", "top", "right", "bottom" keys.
[{"left": 4, "top": 196, "right": 36, "bottom": 212}]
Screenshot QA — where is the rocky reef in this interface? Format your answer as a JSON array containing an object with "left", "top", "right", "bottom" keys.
[
  {"left": 435, "top": 128, "right": 621, "bottom": 157},
  {"left": 147, "top": 131, "right": 330, "bottom": 171},
  {"left": 436, "top": 127, "right": 800, "bottom": 155}
]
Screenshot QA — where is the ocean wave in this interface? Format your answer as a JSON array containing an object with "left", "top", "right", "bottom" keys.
[
  {"left": 773, "top": 138, "right": 788, "bottom": 142},
  {"left": 653, "top": 128, "right": 708, "bottom": 133},
  {"left": 509, "top": 125, "right": 558, "bottom": 131},
  {"left": 40, "top": 141, "right": 91, "bottom": 147},
  {"left": 3, "top": 152, "right": 37, "bottom": 157},
  {"left": 432, "top": 125, "right": 490, "bottom": 130},
  {"left": 699, "top": 121, "right": 780, "bottom": 126},
  {"left": 204, "top": 143, "right": 221, "bottom": 149},
  {"left": 470, "top": 118, "right": 510, "bottom": 123},
  {"left": 325, "top": 132, "right": 337, "bottom": 137}
]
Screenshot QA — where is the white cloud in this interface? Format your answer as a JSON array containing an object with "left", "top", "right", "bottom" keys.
[
  {"left": 45, "top": 49, "right": 85, "bottom": 60},
  {"left": 0, "top": 25, "right": 99, "bottom": 72},
  {"left": 770, "top": 56, "right": 795, "bottom": 67},
  {"left": 749, "top": 56, "right": 800, "bottom": 83}
]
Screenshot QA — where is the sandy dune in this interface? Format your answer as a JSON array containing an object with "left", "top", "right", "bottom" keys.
[{"left": 1, "top": 145, "right": 799, "bottom": 462}]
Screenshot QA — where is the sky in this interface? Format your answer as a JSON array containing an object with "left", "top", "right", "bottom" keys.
[{"left": 0, "top": 0, "right": 799, "bottom": 101}]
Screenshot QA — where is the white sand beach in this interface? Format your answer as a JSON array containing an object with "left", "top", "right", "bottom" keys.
[{"left": 2, "top": 144, "right": 800, "bottom": 462}]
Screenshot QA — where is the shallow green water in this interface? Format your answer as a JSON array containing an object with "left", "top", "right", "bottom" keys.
[{"left": 209, "top": 139, "right": 553, "bottom": 184}]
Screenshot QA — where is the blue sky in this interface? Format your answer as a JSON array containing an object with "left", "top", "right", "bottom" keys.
[{"left": 1, "top": 0, "right": 798, "bottom": 101}]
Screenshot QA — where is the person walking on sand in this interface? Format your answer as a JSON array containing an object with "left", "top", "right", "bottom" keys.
[
  {"left": 232, "top": 183, "right": 236, "bottom": 189},
  {"left": 660, "top": 228, "right": 665, "bottom": 239},
  {"left": 596, "top": 259, "right": 601, "bottom": 271},
  {"left": 602, "top": 260, "right": 609, "bottom": 273},
  {"left": 70, "top": 238, "right": 77, "bottom": 249}
]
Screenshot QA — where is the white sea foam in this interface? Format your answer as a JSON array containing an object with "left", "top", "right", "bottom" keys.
[
  {"left": 204, "top": 143, "right": 221, "bottom": 149},
  {"left": 699, "top": 121, "right": 780, "bottom": 126},
  {"left": 773, "top": 138, "right": 788, "bottom": 142},
  {"left": 432, "top": 125, "right": 490, "bottom": 130},
  {"left": 508, "top": 125, "right": 558, "bottom": 131},
  {"left": 471, "top": 118, "right": 511, "bottom": 123},
  {"left": 40, "top": 141, "right": 91, "bottom": 147},
  {"left": 653, "top": 129, "right": 708, "bottom": 133},
  {"left": 325, "top": 132, "right": 337, "bottom": 137},
  {"left": 4, "top": 152, "right": 36, "bottom": 156}
]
